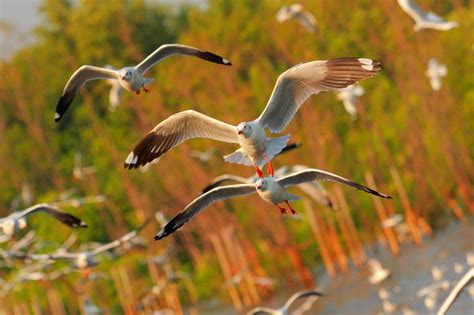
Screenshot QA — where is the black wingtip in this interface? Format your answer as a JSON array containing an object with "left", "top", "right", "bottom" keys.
[
  {"left": 154, "top": 231, "right": 165, "bottom": 241},
  {"left": 79, "top": 221, "right": 88, "bottom": 228},
  {"left": 55, "top": 91, "right": 75, "bottom": 123}
]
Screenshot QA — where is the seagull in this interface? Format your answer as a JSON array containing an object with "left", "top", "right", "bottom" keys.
[
  {"left": 73, "top": 152, "right": 97, "bottom": 180},
  {"left": 247, "top": 289, "right": 323, "bottom": 315},
  {"left": 336, "top": 84, "right": 364, "bottom": 120},
  {"left": 190, "top": 148, "right": 216, "bottom": 163},
  {"left": 381, "top": 213, "right": 404, "bottom": 229},
  {"left": 28, "top": 220, "right": 150, "bottom": 269},
  {"left": 425, "top": 58, "right": 447, "bottom": 91},
  {"left": 104, "top": 65, "right": 124, "bottom": 112},
  {"left": 0, "top": 204, "right": 87, "bottom": 240},
  {"left": 401, "top": 304, "right": 418, "bottom": 315},
  {"left": 367, "top": 258, "right": 391, "bottom": 284},
  {"left": 155, "top": 168, "right": 390, "bottom": 240},
  {"left": 54, "top": 44, "right": 231, "bottom": 122},
  {"left": 431, "top": 265, "right": 446, "bottom": 281},
  {"left": 417, "top": 280, "right": 450, "bottom": 298},
  {"left": 275, "top": 4, "right": 318, "bottom": 33},
  {"left": 201, "top": 164, "right": 334, "bottom": 209},
  {"left": 397, "top": 0, "right": 459, "bottom": 31},
  {"left": 124, "top": 58, "right": 381, "bottom": 177},
  {"left": 382, "top": 300, "right": 397, "bottom": 314}
]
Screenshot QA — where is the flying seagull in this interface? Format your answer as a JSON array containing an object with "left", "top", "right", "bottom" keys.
[
  {"left": 397, "top": 0, "right": 459, "bottom": 31},
  {"left": 202, "top": 164, "right": 334, "bottom": 209},
  {"left": 336, "top": 84, "right": 364, "bottom": 120},
  {"left": 155, "top": 168, "right": 390, "bottom": 240},
  {"left": 275, "top": 4, "right": 318, "bottom": 33},
  {"left": 124, "top": 58, "right": 381, "bottom": 177},
  {"left": 367, "top": 259, "right": 391, "bottom": 284},
  {"left": 0, "top": 204, "right": 87, "bottom": 240},
  {"left": 54, "top": 44, "right": 231, "bottom": 122},
  {"left": 247, "top": 289, "right": 324, "bottom": 315},
  {"left": 425, "top": 58, "right": 447, "bottom": 91},
  {"left": 29, "top": 219, "right": 150, "bottom": 269}
]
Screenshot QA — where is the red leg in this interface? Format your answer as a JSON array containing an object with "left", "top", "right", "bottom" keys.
[
  {"left": 135, "top": 90, "right": 141, "bottom": 95},
  {"left": 143, "top": 86, "right": 149, "bottom": 93},
  {"left": 253, "top": 161, "right": 264, "bottom": 178},
  {"left": 264, "top": 155, "right": 275, "bottom": 177},
  {"left": 285, "top": 200, "right": 297, "bottom": 215},
  {"left": 275, "top": 204, "right": 287, "bottom": 214}
]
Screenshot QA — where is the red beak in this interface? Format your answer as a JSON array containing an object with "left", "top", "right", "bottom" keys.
[
  {"left": 121, "top": 76, "right": 125, "bottom": 80},
  {"left": 238, "top": 130, "right": 243, "bottom": 135},
  {"left": 256, "top": 185, "right": 261, "bottom": 190}
]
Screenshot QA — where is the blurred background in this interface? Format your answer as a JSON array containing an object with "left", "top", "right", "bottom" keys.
[{"left": 0, "top": 0, "right": 472, "bottom": 314}]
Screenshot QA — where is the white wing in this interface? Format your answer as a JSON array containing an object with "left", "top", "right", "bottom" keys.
[
  {"left": 282, "top": 289, "right": 324, "bottom": 311},
  {"left": 257, "top": 58, "right": 381, "bottom": 133},
  {"left": 155, "top": 184, "right": 256, "bottom": 240},
  {"left": 55, "top": 66, "right": 118, "bottom": 122},
  {"left": 277, "top": 169, "right": 391, "bottom": 199},
  {"left": 201, "top": 174, "right": 252, "bottom": 193},
  {"left": 124, "top": 110, "right": 239, "bottom": 169},
  {"left": 296, "top": 11, "right": 317, "bottom": 33},
  {"left": 397, "top": 0, "right": 427, "bottom": 24},
  {"left": 135, "top": 44, "right": 231, "bottom": 74}
]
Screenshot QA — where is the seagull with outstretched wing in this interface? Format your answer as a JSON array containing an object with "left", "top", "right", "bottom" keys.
[
  {"left": 397, "top": 0, "right": 459, "bottom": 31},
  {"left": 54, "top": 44, "right": 231, "bottom": 122},
  {"left": 248, "top": 289, "right": 324, "bottom": 315},
  {"left": 0, "top": 204, "right": 87, "bottom": 240},
  {"left": 276, "top": 4, "right": 318, "bottom": 33},
  {"left": 202, "top": 164, "right": 334, "bottom": 209},
  {"left": 124, "top": 58, "right": 381, "bottom": 178},
  {"left": 336, "top": 84, "right": 364, "bottom": 120},
  {"left": 426, "top": 58, "right": 447, "bottom": 91},
  {"left": 155, "top": 168, "right": 391, "bottom": 240}
]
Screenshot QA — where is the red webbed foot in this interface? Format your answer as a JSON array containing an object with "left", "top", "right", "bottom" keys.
[
  {"left": 285, "top": 201, "right": 297, "bottom": 215},
  {"left": 266, "top": 161, "right": 275, "bottom": 177},
  {"left": 135, "top": 90, "right": 141, "bottom": 95},
  {"left": 143, "top": 86, "right": 150, "bottom": 93},
  {"left": 254, "top": 166, "right": 264, "bottom": 178}
]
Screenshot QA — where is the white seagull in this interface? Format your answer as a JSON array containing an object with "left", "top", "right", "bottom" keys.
[
  {"left": 124, "top": 58, "right": 381, "bottom": 177},
  {"left": 425, "top": 58, "right": 447, "bottom": 91},
  {"left": 201, "top": 164, "right": 334, "bottom": 209},
  {"left": 0, "top": 204, "right": 87, "bottom": 240},
  {"left": 368, "top": 258, "right": 391, "bottom": 284},
  {"left": 275, "top": 4, "right": 318, "bottom": 33},
  {"left": 397, "top": 0, "right": 459, "bottom": 31},
  {"left": 155, "top": 168, "right": 390, "bottom": 240},
  {"left": 73, "top": 152, "right": 97, "bottom": 180},
  {"left": 54, "top": 44, "right": 231, "bottom": 122},
  {"left": 247, "top": 289, "right": 324, "bottom": 315},
  {"left": 29, "top": 220, "right": 150, "bottom": 269},
  {"left": 336, "top": 84, "right": 364, "bottom": 120},
  {"left": 104, "top": 64, "right": 124, "bottom": 112}
]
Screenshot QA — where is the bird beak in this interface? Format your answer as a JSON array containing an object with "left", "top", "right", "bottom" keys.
[
  {"left": 121, "top": 76, "right": 125, "bottom": 80},
  {"left": 256, "top": 185, "right": 261, "bottom": 190},
  {"left": 237, "top": 130, "right": 243, "bottom": 135}
]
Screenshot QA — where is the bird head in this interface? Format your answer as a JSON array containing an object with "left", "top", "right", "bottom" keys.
[
  {"left": 119, "top": 68, "right": 133, "bottom": 82},
  {"left": 255, "top": 178, "right": 269, "bottom": 191},
  {"left": 237, "top": 122, "right": 253, "bottom": 138}
]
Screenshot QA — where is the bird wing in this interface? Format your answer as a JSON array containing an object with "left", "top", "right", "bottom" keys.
[
  {"left": 296, "top": 11, "right": 317, "bottom": 33},
  {"left": 18, "top": 204, "right": 88, "bottom": 228},
  {"left": 202, "top": 174, "right": 251, "bottom": 193},
  {"left": 91, "top": 240, "right": 121, "bottom": 255},
  {"left": 277, "top": 169, "right": 391, "bottom": 199},
  {"left": 155, "top": 184, "right": 256, "bottom": 240},
  {"left": 124, "top": 110, "right": 239, "bottom": 169},
  {"left": 247, "top": 307, "right": 275, "bottom": 314},
  {"left": 283, "top": 290, "right": 324, "bottom": 310},
  {"left": 55, "top": 65, "right": 118, "bottom": 122},
  {"left": 397, "top": 0, "right": 427, "bottom": 23},
  {"left": 135, "top": 44, "right": 231, "bottom": 74},
  {"left": 257, "top": 58, "right": 381, "bottom": 133}
]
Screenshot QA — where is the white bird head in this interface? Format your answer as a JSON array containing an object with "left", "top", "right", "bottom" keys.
[
  {"left": 255, "top": 178, "right": 269, "bottom": 191},
  {"left": 236, "top": 122, "right": 254, "bottom": 138},
  {"left": 18, "top": 217, "right": 28, "bottom": 229},
  {"left": 119, "top": 68, "right": 134, "bottom": 82}
]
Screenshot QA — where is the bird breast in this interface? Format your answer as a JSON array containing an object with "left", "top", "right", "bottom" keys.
[
  {"left": 2, "top": 220, "right": 18, "bottom": 236},
  {"left": 119, "top": 71, "right": 143, "bottom": 92},
  {"left": 257, "top": 183, "right": 288, "bottom": 205},
  {"left": 238, "top": 125, "right": 267, "bottom": 159}
]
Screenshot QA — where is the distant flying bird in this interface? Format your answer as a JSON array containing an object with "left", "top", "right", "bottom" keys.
[
  {"left": 336, "top": 84, "right": 364, "bottom": 120},
  {"left": 368, "top": 259, "right": 391, "bottom": 284},
  {"left": 124, "top": 58, "right": 381, "bottom": 177},
  {"left": 73, "top": 152, "right": 97, "bottom": 180},
  {"left": 275, "top": 4, "right": 318, "bottom": 33},
  {"left": 201, "top": 164, "right": 334, "bottom": 209},
  {"left": 417, "top": 280, "right": 450, "bottom": 298},
  {"left": 29, "top": 220, "right": 150, "bottom": 269},
  {"left": 0, "top": 204, "right": 87, "bottom": 240},
  {"left": 104, "top": 65, "right": 124, "bottom": 112},
  {"left": 155, "top": 168, "right": 390, "bottom": 240},
  {"left": 401, "top": 304, "right": 418, "bottom": 315},
  {"left": 431, "top": 265, "right": 447, "bottom": 281},
  {"left": 190, "top": 148, "right": 216, "bottom": 163},
  {"left": 54, "top": 44, "right": 231, "bottom": 122},
  {"left": 425, "top": 58, "right": 447, "bottom": 91},
  {"left": 247, "top": 289, "right": 324, "bottom": 315},
  {"left": 381, "top": 214, "right": 404, "bottom": 229},
  {"left": 397, "top": 0, "right": 459, "bottom": 31}
]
